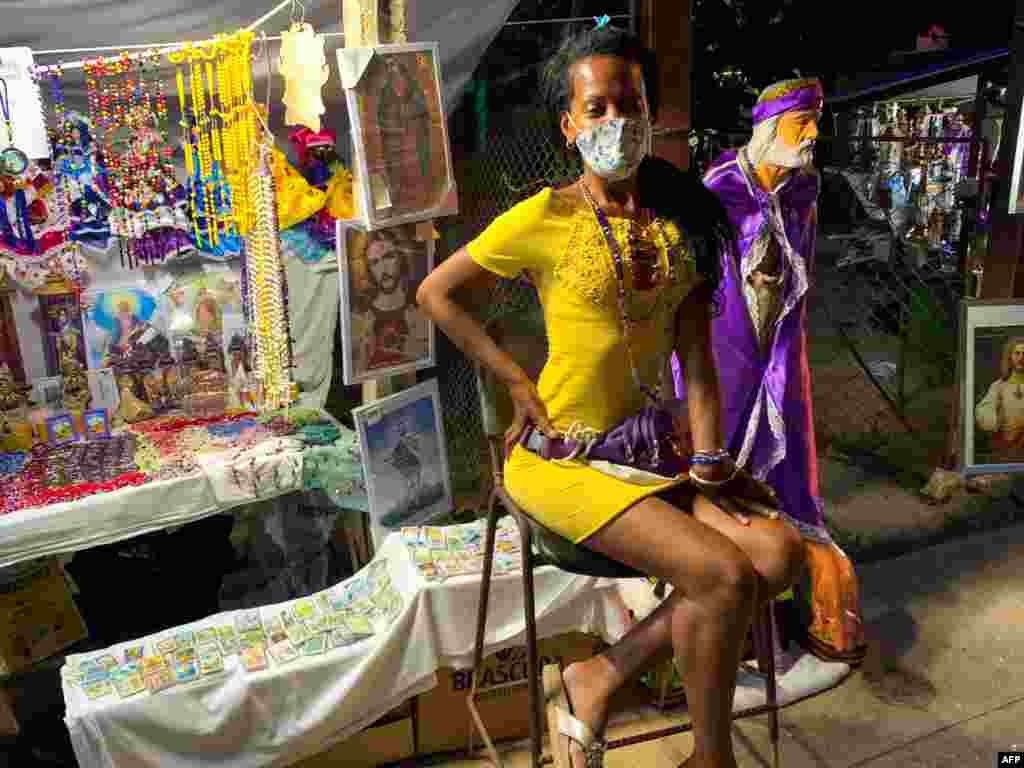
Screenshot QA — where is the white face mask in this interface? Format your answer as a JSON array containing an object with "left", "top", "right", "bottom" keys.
[{"left": 570, "top": 113, "right": 651, "bottom": 181}]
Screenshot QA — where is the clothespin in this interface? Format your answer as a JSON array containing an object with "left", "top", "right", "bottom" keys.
[{"left": 593, "top": 15, "right": 611, "bottom": 29}]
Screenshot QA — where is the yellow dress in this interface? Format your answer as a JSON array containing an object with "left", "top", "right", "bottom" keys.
[{"left": 468, "top": 187, "right": 703, "bottom": 543}]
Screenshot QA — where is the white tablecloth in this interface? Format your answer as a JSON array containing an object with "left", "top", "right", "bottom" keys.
[{"left": 63, "top": 530, "right": 628, "bottom": 768}]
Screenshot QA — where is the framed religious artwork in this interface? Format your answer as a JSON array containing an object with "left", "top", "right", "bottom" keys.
[
  {"left": 31, "top": 375, "right": 64, "bottom": 414},
  {"left": 38, "top": 289, "right": 87, "bottom": 377},
  {"left": 45, "top": 413, "right": 77, "bottom": 446},
  {"left": 82, "top": 408, "right": 110, "bottom": 439},
  {"left": 959, "top": 299, "right": 1024, "bottom": 474},
  {"left": 336, "top": 42, "right": 458, "bottom": 230},
  {"left": 337, "top": 220, "right": 436, "bottom": 385},
  {"left": 81, "top": 286, "right": 170, "bottom": 370},
  {"left": 352, "top": 379, "right": 453, "bottom": 548}
]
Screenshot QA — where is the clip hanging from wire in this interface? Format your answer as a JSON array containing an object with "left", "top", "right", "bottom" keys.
[{"left": 593, "top": 15, "right": 611, "bottom": 29}]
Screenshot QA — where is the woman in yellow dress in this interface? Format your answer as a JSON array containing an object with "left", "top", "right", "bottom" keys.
[{"left": 418, "top": 25, "right": 803, "bottom": 768}]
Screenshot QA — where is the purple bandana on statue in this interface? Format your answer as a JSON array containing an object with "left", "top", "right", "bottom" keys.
[{"left": 751, "top": 82, "right": 824, "bottom": 126}]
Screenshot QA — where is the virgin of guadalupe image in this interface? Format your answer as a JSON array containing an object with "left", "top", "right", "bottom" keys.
[
  {"left": 374, "top": 56, "right": 432, "bottom": 213},
  {"left": 976, "top": 336, "right": 1024, "bottom": 462}
]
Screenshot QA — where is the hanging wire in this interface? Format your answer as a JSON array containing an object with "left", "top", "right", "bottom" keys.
[{"left": 503, "top": 13, "right": 631, "bottom": 26}]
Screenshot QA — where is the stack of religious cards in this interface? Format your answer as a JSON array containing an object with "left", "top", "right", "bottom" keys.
[
  {"left": 238, "top": 643, "right": 268, "bottom": 671},
  {"left": 142, "top": 655, "right": 175, "bottom": 693},
  {"left": 302, "top": 635, "right": 327, "bottom": 657},
  {"left": 112, "top": 663, "right": 146, "bottom": 699},
  {"left": 195, "top": 628, "right": 219, "bottom": 647},
  {"left": 174, "top": 648, "right": 199, "bottom": 684},
  {"left": 198, "top": 642, "right": 225, "bottom": 677},
  {"left": 268, "top": 639, "right": 298, "bottom": 666},
  {"left": 235, "top": 610, "right": 263, "bottom": 635},
  {"left": 217, "top": 625, "right": 240, "bottom": 655},
  {"left": 123, "top": 644, "right": 145, "bottom": 665}
]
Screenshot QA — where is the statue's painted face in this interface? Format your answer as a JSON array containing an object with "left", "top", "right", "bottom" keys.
[{"left": 768, "top": 109, "right": 819, "bottom": 168}]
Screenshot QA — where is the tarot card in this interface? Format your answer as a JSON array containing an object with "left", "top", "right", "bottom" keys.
[
  {"left": 302, "top": 635, "right": 326, "bottom": 656},
  {"left": 174, "top": 650, "right": 199, "bottom": 684},
  {"left": 419, "top": 563, "right": 441, "bottom": 581},
  {"left": 198, "top": 643, "right": 225, "bottom": 676},
  {"left": 141, "top": 656, "right": 175, "bottom": 693},
  {"left": 412, "top": 547, "right": 432, "bottom": 565},
  {"left": 96, "top": 654, "right": 120, "bottom": 673},
  {"left": 195, "top": 628, "right": 219, "bottom": 646},
  {"left": 239, "top": 628, "right": 267, "bottom": 647},
  {"left": 445, "top": 530, "right": 465, "bottom": 552},
  {"left": 123, "top": 644, "right": 145, "bottom": 664},
  {"left": 264, "top": 616, "right": 286, "bottom": 644},
  {"left": 343, "top": 613, "right": 375, "bottom": 639},
  {"left": 62, "top": 666, "right": 83, "bottom": 687},
  {"left": 329, "top": 627, "right": 356, "bottom": 649},
  {"left": 80, "top": 665, "right": 111, "bottom": 687},
  {"left": 235, "top": 610, "right": 262, "bottom": 635},
  {"left": 401, "top": 527, "right": 421, "bottom": 545},
  {"left": 437, "top": 559, "right": 466, "bottom": 579},
  {"left": 423, "top": 527, "right": 446, "bottom": 549},
  {"left": 217, "top": 626, "right": 240, "bottom": 655},
  {"left": 462, "top": 524, "right": 483, "bottom": 548},
  {"left": 430, "top": 548, "right": 452, "bottom": 563},
  {"left": 239, "top": 641, "right": 268, "bottom": 672},
  {"left": 112, "top": 664, "right": 145, "bottom": 699},
  {"left": 83, "top": 680, "right": 115, "bottom": 701},
  {"left": 306, "top": 614, "right": 330, "bottom": 636},
  {"left": 495, "top": 540, "right": 520, "bottom": 555},
  {"left": 175, "top": 630, "right": 195, "bottom": 648},
  {"left": 292, "top": 599, "right": 318, "bottom": 622},
  {"left": 284, "top": 620, "right": 312, "bottom": 647},
  {"left": 268, "top": 640, "right": 298, "bottom": 666},
  {"left": 156, "top": 638, "right": 177, "bottom": 657},
  {"left": 459, "top": 555, "right": 484, "bottom": 575}
]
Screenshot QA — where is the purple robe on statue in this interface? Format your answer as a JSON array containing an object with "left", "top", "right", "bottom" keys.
[{"left": 673, "top": 149, "right": 829, "bottom": 542}]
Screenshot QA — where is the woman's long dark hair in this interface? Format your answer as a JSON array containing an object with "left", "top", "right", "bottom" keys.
[{"left": 540, "top": 25, "right": 733, "bottom": 312}]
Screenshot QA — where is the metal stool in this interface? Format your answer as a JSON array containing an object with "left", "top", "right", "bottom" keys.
[{"left": 467, "top": 306, "right": 782, "bottom": 768}]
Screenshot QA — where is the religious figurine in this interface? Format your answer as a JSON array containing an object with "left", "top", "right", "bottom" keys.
[
  {"left": 675, "top": 78, "right": 866, "bottom": 667},
  {"left": 60, "top": 347, "right": 92, "bottom": 412},
  {"left": 0, "top": 363, "right": 27, "bottom": 413},
  {"left": 226, "top": 334, "right": 252, "bottom": 410},
  {"left": 114, "top": 372, "right": 153, "bottom": 424},
  {"left": 187, "top": 333, "right": 227, "bottom": 417}
]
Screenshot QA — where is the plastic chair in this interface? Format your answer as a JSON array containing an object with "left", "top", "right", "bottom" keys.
[{"left": 467, "top": 303, "right": 782, "bottom": 768}]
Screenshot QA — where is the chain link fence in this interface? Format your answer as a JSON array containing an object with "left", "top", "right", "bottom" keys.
[{"left": 434, "top": 109, "right": 582, "bottom": 507}]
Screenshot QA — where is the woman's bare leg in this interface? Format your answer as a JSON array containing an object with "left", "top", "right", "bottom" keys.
[{"left": 555, "top": 494, "right": 757, "bottom": 768}]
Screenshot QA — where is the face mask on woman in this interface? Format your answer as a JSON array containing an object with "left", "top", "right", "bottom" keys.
[{"left": 570, "top": 113, "right": 651, "bottom": 182}]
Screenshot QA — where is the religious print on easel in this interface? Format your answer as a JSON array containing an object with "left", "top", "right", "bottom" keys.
[
  {"left": 352, "top": 379, "right": 453, "bottom": 547},
  {"left": 336, "top": 42, "right": 457, "bottom": 230},
  {"left": 960, "top": 299, "right": 1024, "bottom": 474},
  {"left": 337, "top": 220, "right": 435, "bottom": 385}
]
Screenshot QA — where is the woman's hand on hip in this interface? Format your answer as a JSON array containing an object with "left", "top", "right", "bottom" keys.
[{"left": 505, "top": 377, "right": 554, "bottom": 456}]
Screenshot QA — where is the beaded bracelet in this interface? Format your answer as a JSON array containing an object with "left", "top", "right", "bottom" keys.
[{"left": 690, "top": 448, "right": 731, "bottom": 466}]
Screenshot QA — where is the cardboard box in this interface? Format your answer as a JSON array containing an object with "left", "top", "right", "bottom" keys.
[
  {"left": 417, "top": 632, "right": 604, "bottom": 756},
  {"left": 0, "top": 559, "right": 88, "bottom": 678},
  {"left": 295, "top": 704, "right": 415, "bottom": 768}
]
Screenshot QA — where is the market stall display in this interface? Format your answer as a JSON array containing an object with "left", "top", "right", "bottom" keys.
[{"left": 61, "top": 525, "right": 628, "bottom": 768}]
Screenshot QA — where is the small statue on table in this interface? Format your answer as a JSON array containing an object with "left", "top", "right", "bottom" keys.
[
  {"left": 60, "top": 346, "right": 92, "bottom": 412},
  {"left": 227, "top": 334, "right": 253, "bottom": 410},
  {"left": 187, "top": 333, "right": 227, "bottom": 418},
  {"left": 0, "top": 363, "right": 29, "bottom": 414},
  {"left": 113, "top": 364, "right": 153, "bottom": 425}
]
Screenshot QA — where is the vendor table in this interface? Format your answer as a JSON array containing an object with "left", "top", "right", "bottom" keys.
[
  {"left": 61, "top": 526, "right": 628, "bottom": 768},
  {"left": 0, "top": 411, "right": 362, "bottom": 570}
]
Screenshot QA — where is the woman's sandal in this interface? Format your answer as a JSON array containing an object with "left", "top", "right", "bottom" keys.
[{"left": 542, "top": 664, "right": 608, "bottom": 768}]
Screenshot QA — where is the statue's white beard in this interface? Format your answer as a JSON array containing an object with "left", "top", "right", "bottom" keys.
[{"left": 763, "top": 139, "right": 813, "bottom": 170}]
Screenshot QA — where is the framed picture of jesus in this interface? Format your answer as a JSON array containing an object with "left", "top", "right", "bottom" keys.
[
  {"left": 336, "top": 42, "right": 457, "bottom": 230},
  {"left": 959, "top": 299, "right": 1024, "bottom": 475}
]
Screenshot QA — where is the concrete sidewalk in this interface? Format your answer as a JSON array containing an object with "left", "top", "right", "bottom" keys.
[{"left": 440, "top": 521, "right": 1024, "bottom": 768}]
